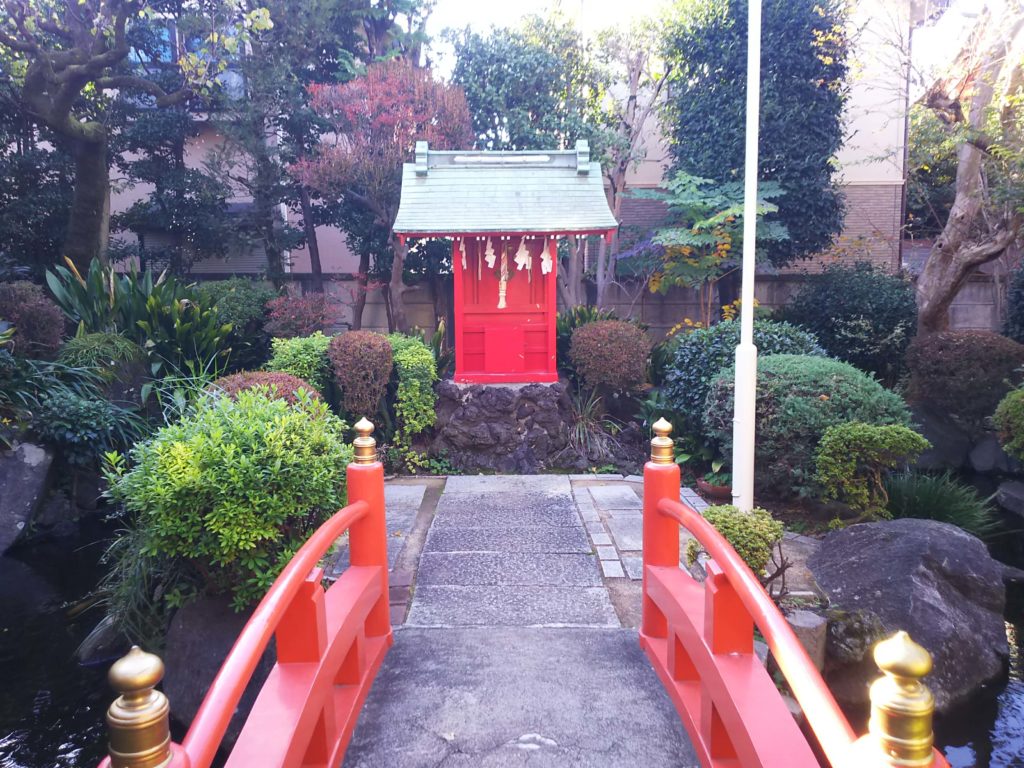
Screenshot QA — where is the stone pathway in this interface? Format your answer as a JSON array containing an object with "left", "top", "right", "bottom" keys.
[{"left": 343, "top": 475, "right": 696, "bottom": 767}]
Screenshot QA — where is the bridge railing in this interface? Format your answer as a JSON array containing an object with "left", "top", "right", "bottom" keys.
[
  {"left": 99, "top": 417, "right": 391, "bottom": 768},
  {"left": 642, "top": 418, "right": 949, "bottom": 768}
]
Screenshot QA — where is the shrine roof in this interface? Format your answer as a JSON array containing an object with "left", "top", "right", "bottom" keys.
[{"left": 393, "top": 140, "right": 618, "bottom": 237}]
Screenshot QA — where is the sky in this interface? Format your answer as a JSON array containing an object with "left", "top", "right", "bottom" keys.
[{"left": 425, "top": 0, "right": 669, "bottom": 74}]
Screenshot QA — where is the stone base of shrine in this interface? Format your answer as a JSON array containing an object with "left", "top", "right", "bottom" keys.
[
  {"left": 431, "top": 380, "right": 649, "bottom": 475},
  {"left": 431, "top": 380, "right": 574, "bottom": 474}
]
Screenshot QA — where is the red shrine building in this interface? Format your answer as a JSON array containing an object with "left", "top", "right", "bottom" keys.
[{"left": 393, "top": 140, "right": 618, "bottom": 384}]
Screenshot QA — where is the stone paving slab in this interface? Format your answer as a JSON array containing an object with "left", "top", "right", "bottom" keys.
[
  {"left": 384, "top": 483, "right": 427, "bottom": 510},
  {"left": 430, "top": 494, "right": 581, "bottom": 529},
  {"left": 417, "top": 552, "right": 603, "bottom": 587},
  {"left": 606, "top": 516, "right": 643, "bottom": 552},
  {"left": 601, "top": 560, "right": 625, "bottom": 579},
  {"left": 344, "top": 627, "right": 697, "bottom": 768},
  {"left": 330, "top": 506, "right": 418, "bottom": 574},
  {"left": 443, "top": 475, "right": 572, "bottom": 495},
  {"left": 424, "top": 525, "right": 591, "bottom": 554},
  {"left": 587, "top": 484, "right": 642, "bottom": 509},
  {"left": 622, "top": 555, "right": 643, "bottom": 581},
  {"left": 406, "top": 585, "right": 619, "bottom": 627}
]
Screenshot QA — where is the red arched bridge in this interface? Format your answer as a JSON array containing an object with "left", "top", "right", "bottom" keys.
[{"left": 99, "top": 419, "right": 950, "bottom": 768}]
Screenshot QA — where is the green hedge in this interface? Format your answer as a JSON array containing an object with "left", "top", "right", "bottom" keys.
[
  {"left": 388, "top": 334, "right": 437, "bottom": 470},
  {"left": 703, "top": 355, "right": 912, "bottom": 495},
  {"left": 265, "top": 332, "right": 331, "bottom": 392}
]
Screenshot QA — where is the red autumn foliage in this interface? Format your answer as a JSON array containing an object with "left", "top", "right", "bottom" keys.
[
  {"left": 263, "top": 294, "right": 336, "bottom": 338},
  {"left": 292, "top": 60, "right": 472, "bottom": 224},
  {"left": 210, "top": 371, "right": 322, "bottom": 405}
]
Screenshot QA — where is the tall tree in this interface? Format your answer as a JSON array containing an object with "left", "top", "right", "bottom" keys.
[
  {"left": 448, "top": 13, "right": 612, "bottom": 307},
  {"left": 292, "top": 59, "right": 471, "bottom": 332},
  {"left": 914, "top": 3, "right": 1024, "bottom": 332},
  {"left": 592, "top": 21, "right": 671, "bottom": 308},
  {"left": 660, "top": 0, "right": 849, "bottom": 273},
  {"left": 0, "top": 0, "right": 270, "bottom": 270}
]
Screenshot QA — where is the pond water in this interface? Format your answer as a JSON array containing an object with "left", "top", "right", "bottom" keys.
[
  {"left": 1, "top": 519, "right": 1023, "bottom": 767},
  {"left": 0, "top": 519, "right": 113, "bottom": 768}
]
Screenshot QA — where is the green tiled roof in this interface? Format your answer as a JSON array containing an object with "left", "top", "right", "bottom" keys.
[{"left": 393, "top": 140, "right": 618, "bottom": 237}]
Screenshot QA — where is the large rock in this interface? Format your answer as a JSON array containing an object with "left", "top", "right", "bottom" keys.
[
  {"left": 0, "top": 442, "right": 54, "bottom": 553},
  {"left": 997, "top": 480, "right": 1024, "bottom": 521},
  {"left": 808, "top": 519, "right": 1008, "bottom": 714},
  {"left": 912, "top": 405, "right": 971, "bottom": 471},
  {"left": 163, "top": 596, "right": 274, "bottom": 748}
]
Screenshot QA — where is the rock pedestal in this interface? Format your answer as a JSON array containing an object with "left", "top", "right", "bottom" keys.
[
  {"left": 809, "top": 518, "right": 1008, "bottom": 714},
  {"left": 431, "top": 381, "right": 574, "bottom": 473}
]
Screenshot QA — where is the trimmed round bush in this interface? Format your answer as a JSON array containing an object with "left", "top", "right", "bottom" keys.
[
  {"left": 780, "top": 263, "right": 916, "bottom": 384},
  {"left": 994, "top": 388, "right": 1024, "bottom": 461},
  {"left": 663, "top": 319, "right": 825, "bottom": 428},
  {"left": 906, "top": 331, "right": 1024, "bottom": 430},
  {"left": 266, "top": 332, "right": 332, "bottom": 391},
  {"left": 0, "top": 281, "right": 64, "bottom": 358},
  {"left": 211, "top": 371, "right": 321, "bottom": 405},
  {"left": 703, "top": 355, "right": 912, "bottom": 495},
  {"left": 106, "top": 389, "right": 352, "bottom": 610},
  {"left": 685, "top": 504, "right": 783, "bottom": 577},
  {"left": 569, "top": 320, "right": 652, "bottom": 393},
  {"left": 328, "top": 331, "right": 392, "bottom": 417}
]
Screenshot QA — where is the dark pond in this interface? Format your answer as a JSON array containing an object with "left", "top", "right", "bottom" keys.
[{"left": 0, "top": 518, "right": 113, "bottom": 768}]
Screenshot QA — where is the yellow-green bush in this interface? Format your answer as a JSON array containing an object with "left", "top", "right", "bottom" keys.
[
  {"left": 387, "top": 334, "right": 437, "bottom": 470},
  {"left": 265, "top": 332, "right": 331, "bottom": 391},
  {"left": 686, "top": 504, "right": 783, "bottom": 576},
  {"left": 105, "top": 388, "right": 351, "bottom": 611},
  {"left": 815, "top": 422, "right": 930, "bottom": 518},
  {"left": 995, "top": 389, "right": 1024, "bottom": 461}
]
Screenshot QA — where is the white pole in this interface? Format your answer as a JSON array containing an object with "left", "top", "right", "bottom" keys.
[{"left": 731, "top": 0, "right": 762, "bottom": 512}]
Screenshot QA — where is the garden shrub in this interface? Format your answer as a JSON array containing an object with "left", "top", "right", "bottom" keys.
[
  {"left": 906, "top": 330, "right": 1024, "bottom": 431},
  {"left": 556, "top": 306, "right": 618, "bottom": 381},
  {"left": 32, "top": 389, "right": 144, "bottom": 467},
  {"left": 884, "top": 471, "right": 999, "bottom": 539},
  {"left": 58, "top": 332, "right": 144, "bottom": 373},
  {"left": 198, "top": 278, "right": 277, "bottom": 370},
  {"left": 211, "top": 371, "right": 321, "bottom": 405},
  {"left": 47, "top": 260, "right": 232, "bottom": 375},
  {"left": 388, "top": 333, "right": 437, "bottom": 469},
  {"left": 264, "top": 294, "right": 335, "bottom": 338},
  {"left": 815, "top": 422, "right": 931, "bottom": 518},
  {"left": 106, "top": 389, "right": 352, "bottom": 611},
  {"left": 569, "top": 320, "right": 652, "bottom": 393},
  {"left": 685, "top": 504, "right": 783, "bottom": 576},
  {"left": 266, "top": 332, "right": 331, "bottom": 391},
  {"left": 703, "top": 355, "right": 912, "bottom": 495},
  {"left": 1003, "top": 264, "right": 1024, "bottom": 344},
  {"left": 994, "top": 388, "right": 1024, "bottom": 461},
  {"left": 663, "top": 319, "right": 825, "bottom": 429},
  {"left": 0, "top": 281, "right": 64, "bottom": 358},
  {"left": 780, "top": 262, "right": 916, "bottom": 384},
  {"left": 328, "top": 331, "right": 393, "bottom": 417}
]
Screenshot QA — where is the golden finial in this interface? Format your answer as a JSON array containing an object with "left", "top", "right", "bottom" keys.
[
  {"left": 868, "top": 631, "right": 936, "bottom": 767},
  {"left": 106, "top": 646, "right": 172, "bottom": 768},
  {"left": 353, "top": 417, "right": 377, "bottom": 465},
  {"left": 650, "top": 418, "right": 674, "bottom": 465}
]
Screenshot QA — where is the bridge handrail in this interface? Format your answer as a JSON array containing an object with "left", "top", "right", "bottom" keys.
[
  {"left": 641, "top": 418, "right": 948, "bottom": 768},
  {"left": 657, "top": 496, "right": 857, "bottom": 764},
  {"left": 181, "top": 499, "right": 371, "bottom": 768},
  {"left": 100, "top": 418, "right": 391, "bottom": 768}
]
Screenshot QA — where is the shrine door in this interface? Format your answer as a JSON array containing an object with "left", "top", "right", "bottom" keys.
[{"left": 453, "top": 235, "right": 558, "bottom": 384}]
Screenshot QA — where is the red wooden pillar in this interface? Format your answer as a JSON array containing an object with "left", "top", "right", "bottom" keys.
[
  {"left": 641, "top": 438, "right": 681, "bottom": 640},
  {"left": 347, "top": 443, "right": 390, "bottom": 641},
  {"left": 546, "top": 235, "right": 558, "bottom": 378},
  {"left": 452, "top": 237, "right": 465, "bottom": 382}
]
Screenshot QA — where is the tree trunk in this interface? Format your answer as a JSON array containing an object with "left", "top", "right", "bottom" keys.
[
  {"left": 351, "top": 251, "right": 370, "bottom": 330},
  {"left": 388, "top": 234, "right": 409, "bottom": 333},
  {"left": 298, "top": 186, "right": 324, "bottom": 293},
  {"left": 557, "top": 237, "right": 586, "bottom": 309},
  {"left": 64, "top": 136, "right": 109, "bottom": 270}
]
